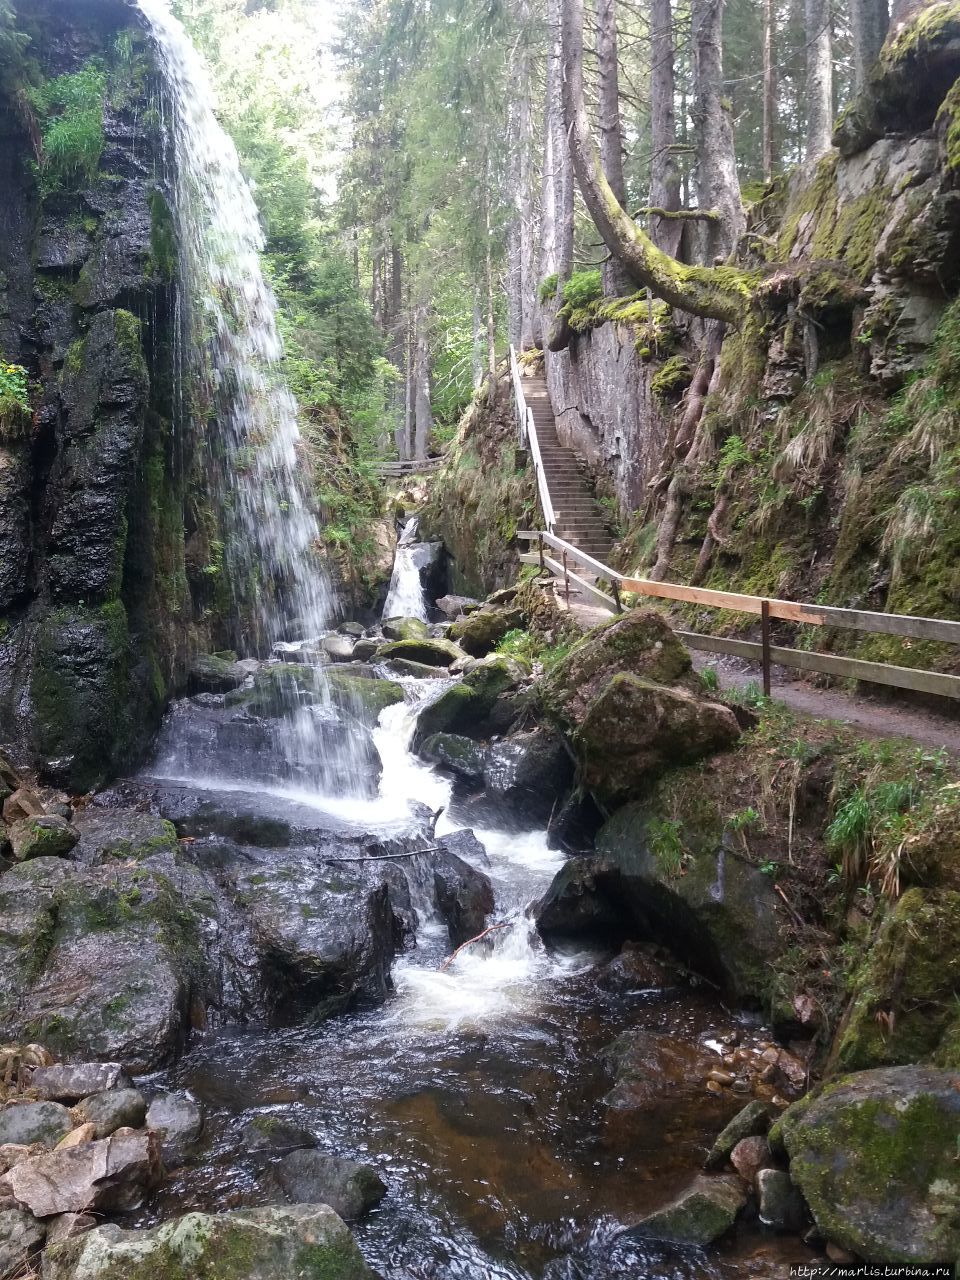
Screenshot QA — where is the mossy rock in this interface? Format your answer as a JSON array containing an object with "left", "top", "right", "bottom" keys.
[
  {"left": 381, "top": 616, "right": 430, "bottom": 642},
  {"left": 411, "top": 656, "right": 525, "bottom": 750},
  {"left": 189, "top": 654, "right": 247, "bottom": 695},
  {"left": 448, "top": 606, "right": 523, "bottom": 657},
  {"left": 418, "top": 733, "right": 489, "bottom": 779},
  {"left": 539, "top": 609, "right": 697, "bottom": 728},
  {"left": 832, "top": 888, "right": 960, "bottom": 1071},
  {"left": 229, "top": 664, "right": 322, "bottom": 717},
  {"left": 778, "top": 1066, "right": 960, "bottom": 1264},
  {"left": 324, "top": 671, "right": 405, "bottom": 728},
  {"left": 9, "top": 815, "right": 79, "bottom": 862},
  {"left": 625, "top": 1174, "right": 746, "bottom": 1246},
  {"left": 375, "top": 637, "right": 465, "bottom": 668},
  {"left": 41, "top": 1203, "right": 376, "bottom": 1280},
  {"left": 574, "top": 674, "right": 740, "bottom": 807}
]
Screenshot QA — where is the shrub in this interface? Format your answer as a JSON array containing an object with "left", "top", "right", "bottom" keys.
[{"left": 29, "top": 63, "right": 107, "bottom": 193}]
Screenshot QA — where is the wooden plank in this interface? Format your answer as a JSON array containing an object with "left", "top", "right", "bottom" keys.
[{"left": 676, "top": 631, "right": 960, "bottom": 700}]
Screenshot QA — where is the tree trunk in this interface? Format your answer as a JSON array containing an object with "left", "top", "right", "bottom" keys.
[
  {"left": 484, "top": 175, "right": 496, "bottom": 372},
  {"left": 851, "top": 0, "right": 889, "bottom": 88},
  {"left": 472, "top": 288, "right": 484, "bottom": 389},
  {"left": 762, "top": 0, "right": 776, "bottom": 181},
  {"left": 413, "top": 314, "right": 432, "bottom": 460},
  {"left": 804, "top": 0, "right": 834, "bottom": 162},
  {"left": 596, "top": 0, "right": 632, "bottom": 293},
  {"left": 560, "top": 0, "right": 752, "bottom": 322},
  {"left": 507, "top": 98, "right": 522, "bottom": 351},
  {"left": 518, "top": 67, "right": 540, "bottom": 347},
  {"left": 691, "top": 0, "right": 744, "bottom": 262},
  {"left": 649, "top": 0, "right": 683, "bottom": 256}
]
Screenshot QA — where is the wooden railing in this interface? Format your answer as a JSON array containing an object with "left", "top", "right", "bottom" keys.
[
  {"left": 509, "top": 345, "right": 555, "bottom": 533},
  {"left": 518, "top": 529, "right": 960, "bottom": 702}
]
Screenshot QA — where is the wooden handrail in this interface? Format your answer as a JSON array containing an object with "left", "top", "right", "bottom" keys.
[
  {"left": 517, "top": 529, "right": 960, "bottom": 701},
  {"left": 509, "top": 347, "right": 555, "bottom": 533}
]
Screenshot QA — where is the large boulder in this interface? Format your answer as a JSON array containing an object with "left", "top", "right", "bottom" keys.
[
  {"left": 448, "top": 606, "right": 523, "bottom": 657},
  {"left": 538, "top": 610, "right": 739, "bottom": 806},
  {"left": 75, "top": 1089, "right": 147, "bottom": 1139},
  {"left": 40, "top": 1203, "right": 375, "bottom": 1280},
  {"left": 483, "top": 727, "right": 574, "bottom": 825},
  {"left": 69, "top": 809, "right": 177, "bottom": 867},
  {"left": 418, "top": 733, "right": 489, "bottom": 779},
  {"left": 30, "top": 1064, "right": 131, "bottom": 1103},
  {"left": 2, "top": 1130, "right": 160, "bottom": 1217},
  {"left": 324, "top": 670, "right": 405, "bottom": 728},
  {"left": 145, "top": 1092, "right": 203, "bottom": 1164},
  {"left": 272, "top": 1150, "right": 387, "bottom": 1221},
  {"left": 832, "top": 888, "right": 960, "bottom": 1070},
  {"left": 188, "top": 654, "right": 247, "bottom": 695},
  {"left": 0, "top": 1103, "right": 74, "bottom": 1149},
  {"left": 412, "top": 656, "right": 528, "bottom": 750},
  {"left": 8, "top": 816, "right": 79, "bottom": 862},
  {"left": 376, "top": 637, "right": 465, "bottom": 668},
  {"left": 776, "top": 1066, "right": 960, "bottom": 1264},
  {"left": 0, "top": 1207, "right": 45, "bottom": 1279},
  {"left": 382, "top": 617, "right": 430, "bottom": 642},
  {"left": 433, "top": 850, "right": 495, "bottom": 947}
]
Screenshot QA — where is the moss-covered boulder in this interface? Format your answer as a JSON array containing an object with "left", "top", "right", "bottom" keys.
[
  {"left": 8, "top": 815, "right": 79, "bottom": 862},
  {"left": 448, "top": 606, "right": 523, "bottom": 657},
  {"left": 776, "top": 1066, "right": 960, "bottom": 1264},
  {"left": 411, "top": 656, "right": 527, "bottom": 750},
  {"left": 382, "top": 616, "right": 430, "bottom": 642},
  {"left": 624, "top": 1174, "right": 746, "bottom": 1246},
  {"left": 832, "top": 888, "right": 960, "bottom": 1071},
  {"left": 228, "top": 663, "right": 323, "bottom": 716},
  {"left": 898, "top": 791, "right": 960, "bottom": 889},
  {"left": 536, "top": 801, "right": 785, "bottom": 1002},
  {"left": 376, "top": 637, "right": 466, "bottom": 668},
  {"left": 42, "top": 1203, "right": 376, "bottom": 1280},
  {"left": 188, "top": 654, "right": 247, "bottom": 695},
  {"left": 539, "top": 610, "right": 738, "bottom": 807},
  {"left": 324, "top": 671, "right": 405, "bottom": 728}
]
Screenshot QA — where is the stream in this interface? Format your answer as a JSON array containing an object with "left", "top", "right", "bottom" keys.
[{"left": 133, "top": 678, "right": 812, "bottom": 1280}]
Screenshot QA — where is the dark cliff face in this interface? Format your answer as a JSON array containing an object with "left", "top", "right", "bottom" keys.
[{"left": 0, "top": 0, "right": 211, "bottom": 789}]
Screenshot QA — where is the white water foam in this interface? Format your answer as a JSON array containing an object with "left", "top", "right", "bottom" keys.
[{"left": 382, "top": 517, "right": 429, "bottom": 623}]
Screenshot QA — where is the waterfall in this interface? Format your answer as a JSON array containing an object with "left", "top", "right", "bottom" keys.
[
  {"left": 382, "top": 517, "right": 429, "bottom": 622},
  {"left": 136, "top": 0, "right": 331, "bottom": 653}
]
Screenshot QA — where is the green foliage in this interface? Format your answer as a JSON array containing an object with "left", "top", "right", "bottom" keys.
[
  {"left": 0, "top": 358, "right": 30, "bottom": 441},
  {"left": 700, "top": 665, "right": 720, "bottom": 692},
  {"left": 647, "top": 816, "right": 686, "bottom": 877},
  {"left": 29, "top": 62, "right": 106, "bottom": 193},
  {"left": 538, "top": 273, "right": 559, "bottom": 303}
]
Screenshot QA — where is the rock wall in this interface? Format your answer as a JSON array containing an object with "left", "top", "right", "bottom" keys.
[
  {"left": 0, "top": 0, "right": 210, "bottom": 789},
  {"left": 546, "top": 317, "right": 671, "bottom": 514}
]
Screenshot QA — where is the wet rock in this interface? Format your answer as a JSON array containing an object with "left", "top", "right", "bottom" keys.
[
  {"left": 602, "top": 1031, "right": 720, "bottom": 1111},
  {"left": 338, "top": 622, "right": 366, "bottom": 638},
  {"left": 433, "top": 851, "right": 495, "bottom": 947},
  {"left": 419, "top": 732, "right": 488, "bottom": 779},
  {"left": 76, "top": 1090, "right": 146, "bottom": 1139},
  {"left": 41, "top": 1203, "right": 376, "bottom": 1280},
  {"left": 776, "top": 1066, "right": 960, "bottom": 1264},
  {"left": 55, "top": 1125, "right": 97, "bottom": 1152},
  {"left": 436, "top": 828, "right": 491, "bottom": 868},
  {"left": 382, "top": 617, "right": 430, "bottom": 642},
  {"left": 625, "top": 1174, "right": 746, "bottom": 1246},
  {"left": 0, "top": 1104, "right": 73, "bottom": 1150},
  {"left": 757, "top": 1168, "right": 806, "bottom": 1233},
  {"left": 30, "top": 1065, "right": 131, "bottom": 1104},
  {"left": 240, "top": 1114, "right": 315, "bottom": 1152},
  {"left": 8, "top": 816, "right": 79, "bottom": 862},
  {"left": 2, "top": 788, "right": 44, "bottom": 824},
  {"left": 188, "top": 654, "right": 247, "bottom": 695},
  {"left": 145, "top": 1093, "right": 202, "bottom": 1163},
  {"left": 385, "top": 657, "right": 451, "bottom": 680},
  {"left": 448, "top": 606, "right": 523, "bottom": 657},
  {"left": 2, "top": 1130, "right": 160, "bottom": 1217},
  {"left": 350, "top": 638, "right": 380, "bottom": 662},
  {"left": 321, "top": 633, "right": 356, "bottom": 662},
  {"left": 483, "top": 728, "right": 573, "bottom": 825},
  {"left": 69, "top": 809, "right": 177, "bottom": 867},
  {"left": 273, "top": 1150, "right": 387, "bottom": 1221},
  {"left": 705, "top": 1100, "right": 772, "bottom": 1170},
  {"left": 535, "top": 857, "right": 629, "bottom": 939},
  {"left": 600, "top": 942, "right": 676, "bottom": 991},
  {"left": 0, "top": 1206, "right": 45, "bottom": 1278},
  {"left": 730, "top": 1136, "right": 773, "bottom": 1185},
  {"left": 436, "top": 594, "right": 480, "bottom": 619},
  {"left": 412, "top": 656, "right": 527, "bottom": 749},
  {"left": 377, "top": 637, "right": 465, "bottom": 668},
  {"left": 325, "top": 671, "right": 405, "bottom": 728}
]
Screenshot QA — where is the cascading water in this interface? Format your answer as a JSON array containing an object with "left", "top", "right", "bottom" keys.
[
  {"left": 137, "top": 0, "right": 330, "bottom": 654},
  {"left": 382, "top": 516, "right": 429, "bottom": 622}
]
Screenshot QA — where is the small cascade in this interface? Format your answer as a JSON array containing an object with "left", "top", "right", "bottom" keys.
[
  {"left": 382, "top": 516, "right": 429, "bottom": 622},
  {"left": 137, "top": 0, "right": 330, "bottom": 653}
]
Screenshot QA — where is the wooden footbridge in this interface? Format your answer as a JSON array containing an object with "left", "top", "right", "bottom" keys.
[{"left": 509, "top": 347, "right": 960, "bottom": 703}]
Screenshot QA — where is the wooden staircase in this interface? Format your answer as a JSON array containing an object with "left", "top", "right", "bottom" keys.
[{"left": 522, "top": 374, "right": 614, "bottom": 562}]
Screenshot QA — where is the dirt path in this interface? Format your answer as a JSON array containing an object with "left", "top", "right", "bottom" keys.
[{"left": 556, "top": 586, "right": 960, "bottom": 754}]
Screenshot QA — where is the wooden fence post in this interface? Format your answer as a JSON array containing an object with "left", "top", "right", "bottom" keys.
[{"left": 761, "top": 599, "right": 772, "bottom": 698}]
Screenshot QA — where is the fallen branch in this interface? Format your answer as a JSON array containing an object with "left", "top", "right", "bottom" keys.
[
  {"left": 774, "top": 881, "right": 806, "bottom": 929},
  {"left": 631, "top": 205, "right": 721, "bottom": 222},
  {"left": 318, "top": 846, "right": 442, "bottom": 864},
  {"left": 439, "top": 922, "right": 513, "bottom": 970}
]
